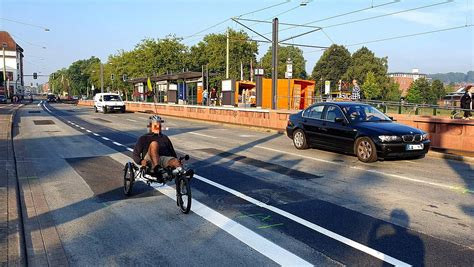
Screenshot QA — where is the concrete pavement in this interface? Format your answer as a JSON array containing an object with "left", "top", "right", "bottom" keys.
[{"left": 0, "top": 104, "right": 24, "bottom": 266}]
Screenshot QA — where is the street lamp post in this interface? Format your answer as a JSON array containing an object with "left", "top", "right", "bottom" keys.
[
  {"left": 286, "top": 58, "right": 293, "bottom": 109},
  {"left": 2, "top": 42, "right": 8, "bottom": 100}
]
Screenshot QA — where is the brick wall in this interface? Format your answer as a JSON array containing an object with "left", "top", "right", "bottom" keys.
[{"left": 79, "top": 100, "right": 474, "bottom": 152}]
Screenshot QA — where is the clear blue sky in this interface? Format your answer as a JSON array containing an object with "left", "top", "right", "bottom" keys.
[{"left": 2, "top": 0, "right": 473, "bottom": 85}]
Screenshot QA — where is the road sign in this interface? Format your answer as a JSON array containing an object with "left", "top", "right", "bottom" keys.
[
  {"left": 285, "top": 72, "right": 292, "bottom": 79},
  {"left": 325, "top": 80, "right": 331, "bottom": 95}
]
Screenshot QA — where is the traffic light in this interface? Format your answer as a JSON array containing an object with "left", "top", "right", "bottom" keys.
[
  {"left": 111, "top": 74, "right": 114, "bottom": 81},
  {"left": 122, "top": 74, "right": 128, "bottom": 82},
  {"left": 33, "top": 72, "right": 37, "bottom": 79}
]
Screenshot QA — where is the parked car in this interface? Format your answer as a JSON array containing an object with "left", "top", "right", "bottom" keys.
[
  {"left": 0, "top": 95, "right": 7, "bottom": 104},
  {"left": 93, "top": 93, "right": 125, "bottom": 113},
  {"left": 286, "top": 102, "right": 431, "bottom": 162},
  {"left": 46, "top": 94, "right": 57, "bottom": 102}
]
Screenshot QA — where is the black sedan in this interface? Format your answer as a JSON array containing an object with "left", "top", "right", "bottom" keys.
[{"left": 286, "top": 102, "right": 431, "bottom": 162}]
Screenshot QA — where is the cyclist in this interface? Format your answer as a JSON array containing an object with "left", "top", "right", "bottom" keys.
[{"left": 132, "top": 115, "right": 181, "bottom": 175}]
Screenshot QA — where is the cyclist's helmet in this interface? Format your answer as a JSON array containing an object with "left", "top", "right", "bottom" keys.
[{"left": 148, "top": 115, "right": 165, "bottom": 124}]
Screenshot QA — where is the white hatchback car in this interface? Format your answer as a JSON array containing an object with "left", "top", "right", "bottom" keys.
[{"left": 94, "top": 93, "right": 126, "bottom": 113}]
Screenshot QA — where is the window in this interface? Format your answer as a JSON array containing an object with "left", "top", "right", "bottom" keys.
[
  {"left": 304, "top": 105, "right": 324, "bottom": 120},
  {"left": 325, "top": 106, "right": 345, "bottom": 122}
]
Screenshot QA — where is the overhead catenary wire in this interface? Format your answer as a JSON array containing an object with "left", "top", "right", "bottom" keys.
[
  {"left": 181, "top": 0, "right": 291, "bottom": 42},
  {"left": 0, "top": 17, "right": 50, "bottom": 31},
  {"left": 302, "top": 24, "right": 474, "bottom": 54},
  {"left": 9, "top": 33, "right": 46, "bottom": 49},
  {"left": 263, "top": 0, "right": 401, "bottom": 36}
]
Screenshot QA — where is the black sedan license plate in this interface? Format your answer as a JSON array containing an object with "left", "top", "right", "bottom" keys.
[
  {"left": 114, "top": 107, "right": 122, "bottom": 110},
  {"left": 406, "top": 144, "right": 423, "bottom": 150}
]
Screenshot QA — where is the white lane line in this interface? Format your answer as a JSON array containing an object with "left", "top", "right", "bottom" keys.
[
  {"left": 239, "top": 135, "right": 255, "bottom": 138},
  {"left": 189, "top": 132, "right": 217, "bottom": 139},
  {"left": 75, "top": 125, "right": 81, "bottom": 128},
  {"left": 84, "top": 126, "right": 408, "bottom": 266},
  {"left": 255, "top": 145, "right": 471, "bottom": 193},
  {"left": 126, "top": 147, "right": 134, "bottom": 152},
  {"left": 194, "top": 174, "right": 410, "bottom": 267},
  {"left": 126, "top": 118, "right": 138, "bottom": 122},
  {"left": 112, "top": 141, "right": 123, "bottom": 146},
  {"left": 42, "top": 103, "right": 52, "bottom": 113},
  {"left": 80, "top": 127, "right": 85, "bottom": 130},
  {"left": 93, "top": 133, "right": 100, "bottom": 137},
  {"left": 86, "top": 130, "right": 92, "bottom": 133},
  {"left": 101, "top": 137, "right": 110, "bottom": 141},
  {"left": 151, "top": 184, "right": 312, "bottom": 266}
]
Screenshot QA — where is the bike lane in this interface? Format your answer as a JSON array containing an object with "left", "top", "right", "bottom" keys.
[{"left": 42, "top": 102, "right": 474, "bottom": 266}]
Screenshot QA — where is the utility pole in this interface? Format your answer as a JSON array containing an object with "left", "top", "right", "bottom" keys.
[
  {"left": 100, "top": 62, "right": 104, "bottom": 93},
  {"left": 271, "top": 18, "right": 278, "bottom": 110},
  {"left": 226, "top": 29, "right": 230, "bottom": 79}
]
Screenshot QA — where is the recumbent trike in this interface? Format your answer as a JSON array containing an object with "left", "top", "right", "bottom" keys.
[{"left": 123, "top": 155, "right": 194, "bottom": 214}]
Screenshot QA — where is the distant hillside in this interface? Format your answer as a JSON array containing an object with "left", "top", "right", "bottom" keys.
[{"left": 428, "top": 71, "right": 474, "bottom": 84}]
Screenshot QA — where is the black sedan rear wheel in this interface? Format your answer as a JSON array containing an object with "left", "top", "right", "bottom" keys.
[
  {"left": 293, "top": 129, "right": 309, "bottom": 150},
  {"left": 355, "top": 137, "right": 378, "bottom": 163}
]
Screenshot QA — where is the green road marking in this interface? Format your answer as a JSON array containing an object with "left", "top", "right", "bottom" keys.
[
  {"left": 260, "top": 215, "right": 272, "bottom": 222},
  {"left": 236, "top": 213, "right": 264, "bottom": 219},
  {"left": 18, "top": 176, "right": 37, "bottom": 180},
  {"left": 258, "top": 223, "right": 284, "bottom": 229}
]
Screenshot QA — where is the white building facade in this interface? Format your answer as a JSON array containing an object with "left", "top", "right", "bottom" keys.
[{"left": 0, "top": 31, "right": 24, "bottom": 97}]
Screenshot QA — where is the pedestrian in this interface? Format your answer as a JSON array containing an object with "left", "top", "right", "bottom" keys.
[
  {"left": 210, "top": 88, "right": 217, "bottom": 106},
  {"left": 460, "top": 85, "right": 473, "bottom": 120},
  {"left": 202, "top": 88, "right": 208, "bottom": 106},
  {"left": 350, "top": 79, "right": 361, "bottom": 101}
]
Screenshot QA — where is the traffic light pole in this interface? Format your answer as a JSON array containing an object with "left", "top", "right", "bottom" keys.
[{"left": 271, "top": 18, "right": 278, "bottom": 110}]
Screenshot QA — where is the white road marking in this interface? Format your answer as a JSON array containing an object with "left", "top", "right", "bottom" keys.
[
  {"left": 112, "top": 141, "right": 123, "bottom": 146},
  {"left": 70, "top": 122, "right": 409, "bottom": 266},
  {"left": 86, "top": 130, "right": 92, "bottom": 133},
  {"left": 42, "top": 103, "right": 52, "bottom": 113},
  {"left": 75, "top": 125, "right": 81, "bottom": 128},
  {"left": 101, "top": 137, "right": 110, "bottom": 141},
  {"left": 189, "top": 132, "right": 217, "bottom": 139},
  {"left": 126, "top": 147, "right": 134, "bottom": 152},
  {"left": 80, "top": 127, "right": 85, "bottom": 130},
  {"left": 93, "top": 133, "right": 100, "bottom": 137},
  {"left": 152, "top": 184, "right": 312, "bottom": 266},
  {"left": 194, "top": 174, "right": 410, "bottom": 267},
  {"left": 255, "top": 145, "right": 471, "bottom": 193},
  {"left": 126, "top": 118, "right": 137, "bottom": 122},
  {"left": 239, "top": 134, "right": 255, "bottom": 138}
]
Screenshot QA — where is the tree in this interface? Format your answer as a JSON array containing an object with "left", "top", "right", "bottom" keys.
[
  {"left": 188, "top": 29, "right": 258, "bottom": 87},
  {"left": 406, "top": 78, "right": 430, "bottom": 104},
  {"left": 361, "top": 71, "right": 380, "bottom": 100},
  {"left": 343, "top": 46, "right": 388, "bottom": 86},
  {"left": 431, "top": 79, "right": 445, "bottom": 101},
  {"left": 260, "top": 45, "right": 307, "bottom": 79},
  {"left": 311, "top": 44, "right": 351, "bottom": 88},
  {"left": 381, "top": 79, "right": 401, "bottom": 101}
]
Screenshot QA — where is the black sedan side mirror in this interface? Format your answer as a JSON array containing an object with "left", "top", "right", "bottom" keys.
[
  {"left": 335, "top": 117, "right": 346, "bottom": 124},
  {"left": 388, "top": 116, "right": 395, "bottom": 121}
]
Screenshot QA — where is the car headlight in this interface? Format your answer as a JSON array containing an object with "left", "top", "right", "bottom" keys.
[
  {"left": 422, "top": 133, "right": 429, "bottom": 140},
  {"left": 378, "top": 135, "right": 401, "bottom": 142}
]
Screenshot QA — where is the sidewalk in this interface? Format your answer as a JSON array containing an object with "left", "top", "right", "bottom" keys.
[{"left": 0, "top": 105, "right": 24, "bottom": 266}]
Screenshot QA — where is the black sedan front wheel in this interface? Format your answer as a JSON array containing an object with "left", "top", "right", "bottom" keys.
[
  {"left": 355, "top": 137, "right": 378, "bottom": 163},
  {"left": 293, "top": 129, "right": 309, "bottom": 150}
]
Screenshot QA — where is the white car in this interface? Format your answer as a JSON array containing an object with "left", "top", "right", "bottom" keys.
[{"left": 94, "top": 93, "right": 126, "bottom": 113}]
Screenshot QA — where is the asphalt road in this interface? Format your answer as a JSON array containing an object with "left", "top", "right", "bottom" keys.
[{"left": 12, "top": 101, "right": 473, "bottom": 266}]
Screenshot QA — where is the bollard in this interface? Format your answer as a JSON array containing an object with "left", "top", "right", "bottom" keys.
[
  {"left": 383, "top": 105, "right": 387, "bottom": 113},
  {"left": 398, "top": 104, "right": 402, "bottom": 114},
  {"left": 432, "top": 108, "right": 437, "bottom": 116},
  {"left": 415, "top": 106, "right": 419, "bottom": 115}
]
